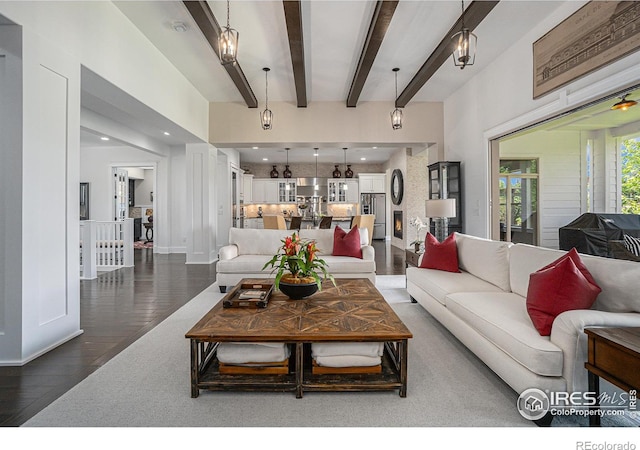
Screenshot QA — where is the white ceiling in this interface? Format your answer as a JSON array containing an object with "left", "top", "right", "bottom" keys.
[{"left": 76, "top": 1, "right": 640, "bottom": 164}]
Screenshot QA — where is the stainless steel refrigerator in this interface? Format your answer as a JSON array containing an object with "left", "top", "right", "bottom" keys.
[{"left": 361, "top": 193, "right": 386, "bottom": 240}]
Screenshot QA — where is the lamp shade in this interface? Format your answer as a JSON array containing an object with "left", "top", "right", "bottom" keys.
[{"left": 425, "top": 199, "right": 456, "bottom": 218}]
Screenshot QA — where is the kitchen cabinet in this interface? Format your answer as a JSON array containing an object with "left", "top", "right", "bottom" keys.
[
  {"left": 328, "top": 179, "right": 359, "bottom": 203},
  {"left": 278, "top": 180, "right": 296, "bottom": 203},
  {"left": 428, "top": 161, "right": 463, "bottom": 235},
  {"left": 242, "top": 174, "right": 253, "bottom": 203},
  {"left": 358, "top": 173, "right": 386, "bottom": 193},
  {"left": 251, "top": 179, "right": 295, "bottom": 204},
  {"left": 252, "top": 179, "right": 278, "bottom": 203}
]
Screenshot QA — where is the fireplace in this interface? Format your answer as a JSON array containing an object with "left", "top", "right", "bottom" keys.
[{"left": 393, "top": 211, "right": 403, "bottom": 239}]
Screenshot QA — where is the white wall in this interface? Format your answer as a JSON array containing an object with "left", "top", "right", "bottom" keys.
[
  {"left": 0, "top": 1, "right": 208, "bottom": 141},
  {"left": 80, "top": 145, "right": 187, "bottom": 254},
  {"left": 443, "top": 0, "right": 640, "bottom": 239}
]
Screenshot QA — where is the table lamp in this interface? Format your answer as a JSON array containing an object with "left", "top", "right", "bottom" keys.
[{"left": 425, "top": 198, "right": 456, "bottom": 242}]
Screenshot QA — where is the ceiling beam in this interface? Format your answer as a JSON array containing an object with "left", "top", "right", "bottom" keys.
[
  {"left": 396, "top": 0, "right": 499, "bottom": 108},
  {"left": 283, "top": 0, "right": 307, "bottom": 107},
  {"left": 346, "top": 0, "right": 399, "bottom": 108},
  {"left": 183, "top": 0, "right": 258, "bottom": 108}
]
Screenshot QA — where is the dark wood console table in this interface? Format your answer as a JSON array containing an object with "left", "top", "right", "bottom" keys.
[{"left": 584, "top": 327, "right": 640, "bottom": 426}]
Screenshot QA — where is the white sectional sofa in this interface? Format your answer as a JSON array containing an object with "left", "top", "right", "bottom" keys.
[
  {"left": 216, "top": 227, "right": 375, "bottom": 293},
  {"left": 406, "top": 233, "right": 640, "bottom": 397}
]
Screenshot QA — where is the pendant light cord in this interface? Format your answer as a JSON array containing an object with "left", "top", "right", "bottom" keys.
[
  {"left": 265, "top": 70, "right": 269, "bottom": 109},
  {"left": 227, "top": 0, "right": 231, "bottom": 29}
]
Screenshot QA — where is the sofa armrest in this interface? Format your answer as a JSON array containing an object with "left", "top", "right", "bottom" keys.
[
  {"left": 218, "top": 244, "right": 238, "bottom": 261},
  {"left": 550, "top": 309, "right": 640, "bottom": 393},
  {"left": 361, "top": 245, "right": 375, "bottom": 261}
]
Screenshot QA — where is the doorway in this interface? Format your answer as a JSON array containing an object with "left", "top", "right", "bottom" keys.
[{"left": 498, "top": 159, "right": 539, "bottom": 245}]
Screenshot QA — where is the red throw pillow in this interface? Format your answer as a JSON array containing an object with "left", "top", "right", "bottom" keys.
[
  {"left": 526, "top": 252, "right": 601, "bottom": 336},
  {"left": 332, "top": 225, "right": 362, "bottom": 258},
  {"left": 419, "top": 232, "right": 460, "bottom": 273}
]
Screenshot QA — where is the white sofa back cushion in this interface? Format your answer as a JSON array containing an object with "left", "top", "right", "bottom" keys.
[
  {"left": 509, "top": 244, "right": 640, "bottom": 313},
  {"left": 228, "top": 228, "right": 291, "bottom": 255},
  {"left": 299, "top": 227, "right": 368, "bottom": 255},
  {"left": 455, "top": 233, "right": 512, "bottom": 291}
]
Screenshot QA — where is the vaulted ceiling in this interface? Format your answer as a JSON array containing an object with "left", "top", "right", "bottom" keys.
[{"left": 92, "top": 1, "right": 638, "bottom": 164}]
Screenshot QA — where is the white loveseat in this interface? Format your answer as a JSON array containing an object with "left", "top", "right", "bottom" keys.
[
  {"left": 406, "top": 232, "right": 640, "bottom": 397},
  {"left": 216, "top": 227, "right": 375, "bottom": 293}
]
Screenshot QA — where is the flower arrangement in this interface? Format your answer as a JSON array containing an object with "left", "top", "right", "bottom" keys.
[
  {"left": 262, "top": 232, "right": 335, "bottom": 290},
  {"left": 409, "top": 217, "right": 428, "bottom": 246}
]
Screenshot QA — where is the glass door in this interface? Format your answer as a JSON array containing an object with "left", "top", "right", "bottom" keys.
[{"left": 499, "top": 160, "right": 539, "bottom": 245}]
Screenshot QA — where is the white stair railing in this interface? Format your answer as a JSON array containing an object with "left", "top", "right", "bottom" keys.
[{"left": 80, "top": 219, "right": 134, "bottom": 280}]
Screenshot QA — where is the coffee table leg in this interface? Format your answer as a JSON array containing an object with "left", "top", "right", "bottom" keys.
[
  {"left": 190, "top": 339, "right": 199, "bottom": 398},
  {"left": 588, "top": 371, "right": 600, "bottom": 426},
  {"left": 296, "top": 343, "right": 304, "bottom": 398},
  {"left": 399, "top": 340, "right": 408, "bottom": 398}
]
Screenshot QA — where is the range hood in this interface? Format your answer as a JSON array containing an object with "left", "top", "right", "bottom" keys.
[
  {"left": 296, "top": 178, "right": 327, "bottom": 197},
  {"left": 296, "top": 177, "right": 327, "bottom": 187}
]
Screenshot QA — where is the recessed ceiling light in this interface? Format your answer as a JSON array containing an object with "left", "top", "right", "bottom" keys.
[
  {"left": 172, "top": 21, "right": 187, "bottom": 32},
  {"left": 252, "top": 146, "right": 259, "bottom": 150},
  {"left": 360, "top": 157, "right": 366, "bottom": 161},
  {"left": 100, "top": 137, "right": 109, "bottom": 141},
  {"left": 163, "top": 131, "right": 170, "bottom": 136},
  {"left": 262, "top": 158, "right": 268, "bottom": 161},
  {"left": 372, "top": 146, "right": 377, "bottom": 149}
]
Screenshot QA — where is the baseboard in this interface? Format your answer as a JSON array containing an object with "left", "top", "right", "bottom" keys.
[{"left": 0, "top": 329, "right": 84, "bottom": 366}]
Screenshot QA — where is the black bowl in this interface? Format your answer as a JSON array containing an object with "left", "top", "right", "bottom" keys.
[{"left": 278, "top": 281, "right": 318, "bottom": 300}]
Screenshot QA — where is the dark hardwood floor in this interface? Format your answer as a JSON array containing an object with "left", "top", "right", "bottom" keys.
[{"left": 0, "top": 241, "right": 405, "bottom": 427}]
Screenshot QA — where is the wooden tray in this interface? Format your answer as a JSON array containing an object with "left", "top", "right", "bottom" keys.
[
  {"left": 222, "top": 281, "right": 274, "bottom": 308},
  {"left": 219, "top": 359, "right": 289, "bottom": 375}
]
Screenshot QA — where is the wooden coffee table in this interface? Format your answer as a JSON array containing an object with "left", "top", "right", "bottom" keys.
[{"left": 186, "top": 278, "right": 413, "bottom": 398}]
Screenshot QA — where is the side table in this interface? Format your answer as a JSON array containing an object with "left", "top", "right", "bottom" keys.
[
  {"left": 584, "top": 327, "right": 640, "bottom": 426},
  {"left": 405, "top": 248, "right": 422, "bottom": 302}
]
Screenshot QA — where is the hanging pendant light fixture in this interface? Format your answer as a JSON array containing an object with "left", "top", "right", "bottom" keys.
[
  {"left": 390, "top": 68, "right": 403, "bottom": 130},
  {"left": 342, "top": 148, "right": 349, "bottom": 190},
  {"left": 314, "top": 148, "right": 319, "bottom": 191},
  {"left": 218, "top": 0, "right": 239, "bottom": 66},
  {"left": 284, "top": 148, "right": 292, "bottom": 181},
  {"left": 260, "top": 68, "right": 273, "bottom": 130},
  {"left": 611, "top": 93, "right": 638, "bottom": 111},
  {"left": 451, "top": 0, "right": 477, "bottom": 70}
]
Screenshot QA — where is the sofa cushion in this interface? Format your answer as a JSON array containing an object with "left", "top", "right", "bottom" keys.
[
  {"left": 406, "top": 266, "right": 504, "bottom": 305},
  {"left": 320, "top": 255, "right": 375, "bottom": 273},
  {"left": 216, "top": 255, "right": 272, "bottom": 274},
  {"left": 455, "top": 233, "right": 512, "bottom": 291},
  {"left": 229, "top": 228, "right": 292, "bottom": 255},
  {"left": 419, "top": 232, "right": 459, "bottom": 272},
  {"left": 509, "top": 244, "right": 569, "bottom": 298},
  {"left": 332, "top": 226, "right": 362, "bottom": 258},
  {"left": 445, "top": 292, "right": 564, "bottom": 376},
  {"left": 217, "top": 254, "right": 374, "bottom": 274},
  {"left": 526, "top": 255, "right": 601, "bottom": 336}
]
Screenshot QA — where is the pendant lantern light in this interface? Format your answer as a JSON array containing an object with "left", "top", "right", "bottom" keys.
[
  {"left": 284, "top": 148, "right": 292, "bottom": 182},
  {"left": 390, "top": 68, "right": 403, "bottom": 130},
  {"left": 451, "top": 0, "right": 477, "bottom": 70},
  {"left": 343, "top": 148, "right": 349, "bottom": 190},
  {"left": 261, "top": 68, "right": 273, "bottom": 130},
  {"left": 218, "top": 0, "right": 239, "bottom": 66}
]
